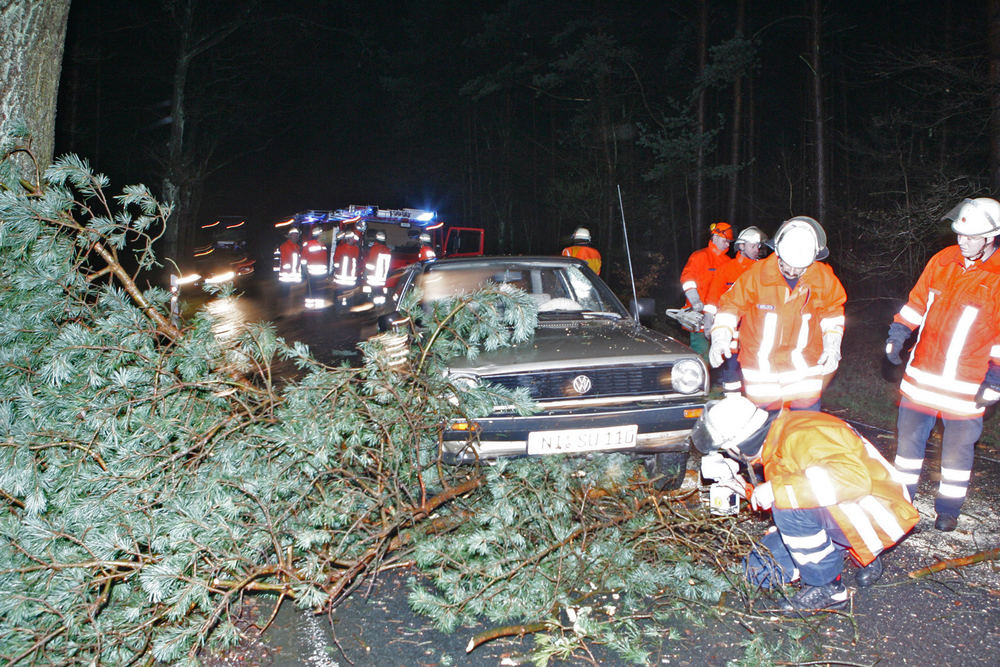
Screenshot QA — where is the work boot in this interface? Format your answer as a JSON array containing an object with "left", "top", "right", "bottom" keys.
[
  {"left": 855, "top": 556, "right": 883, "bottom": 588},
  {"left": 935, "top": 514, "right": 958, "bottom": 532},
  {"left": 778, "top": 577, "right": 848, "bottom": 615}
]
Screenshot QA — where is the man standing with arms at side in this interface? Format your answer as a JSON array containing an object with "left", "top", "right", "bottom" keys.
[
  {"left": 709, "top": 217, "right": 846, "bottom": 412},
  {"left": 680, "top": 222, "right": 733, "bottom": 358},
  {"left": 885, "top": 197, "right": 1000, "bottom": 532},
  {"left": 561, "top": 227, "right": 602, "bottom": 275},
  {"left": 703, "top": 226, "right": 767, "bottom": 392}
]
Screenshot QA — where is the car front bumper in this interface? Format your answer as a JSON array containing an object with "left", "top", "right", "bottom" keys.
[{"left": 441, "top": 401, "right": 704, "bottom": 464}]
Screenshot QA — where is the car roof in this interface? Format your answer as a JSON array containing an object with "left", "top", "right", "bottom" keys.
[{"left": 422, "top": 255, "right": 590, "bottom": 271}]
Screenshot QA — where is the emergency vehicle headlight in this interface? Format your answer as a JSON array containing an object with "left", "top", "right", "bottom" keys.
[
  {"left": 205, "top": 271, "right": 236, "bottom": 285},
  {"left": 671, "top": 358, "right": 706, "bottom": 395}
]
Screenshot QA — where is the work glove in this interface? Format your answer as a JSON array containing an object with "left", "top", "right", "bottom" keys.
[
  {"left": 750, "top": 481, "right": 774, "bottom": 511},
  {"left": 700, "top": 451, "right": 739, "bottom": 481},
  {"left": 885, "top": 322, "right": 911, "bottom": 366},
  {"left": 684, "top": 288, "right": 704, "bottom": 312},
  {"left": 976, "top": 362, "right": 1000, "bottom": 408},
  {"left": 701, "top": 311, "right": 715, "bottom": 340},
  {"left": 716, "top": 474, "right": 751, "bottom": 500},
  {"left": 709, "top": 327, "right": 734, "bottom": 368},
  {"left": 817, "top": 330, "right": 843, "bottom": 374}
]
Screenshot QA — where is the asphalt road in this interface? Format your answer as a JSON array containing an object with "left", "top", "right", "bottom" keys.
[{"left": 202, "top": 277, "right": 1000, "bottom": 666}]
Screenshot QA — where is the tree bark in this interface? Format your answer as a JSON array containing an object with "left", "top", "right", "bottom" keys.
[
  {"left": 989, "top": 0, "right": 1000, "bottom": 191},
  {"left": 810, "top": 0, "right": 827, "bottom": 222},
  {"left": 0, "top": 0, "right": 72, "bottom": 171},
  {"left": 694, "top": 0, "right": 708, "bottom": 246},
  {"left": 727, "top": 0, "right": 746, "bottom": 224}
]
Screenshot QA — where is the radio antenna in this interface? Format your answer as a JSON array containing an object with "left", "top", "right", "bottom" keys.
[{"left": 617, "top": 185, "right": 640, "bottom": 323}]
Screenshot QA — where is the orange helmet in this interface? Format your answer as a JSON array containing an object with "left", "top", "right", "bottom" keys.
[{"left": 709, "top": 221, "right": 734, "bottom": 241}]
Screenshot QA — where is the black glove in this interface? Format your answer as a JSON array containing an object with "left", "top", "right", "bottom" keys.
[
  {"left": 976, "top": 362, "right": 1000, "bottom": 408},
  {"left": 885, "top": 322, "right": 911, "bottom": 366}
]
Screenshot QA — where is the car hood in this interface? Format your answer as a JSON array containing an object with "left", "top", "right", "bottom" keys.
[{"left": 446, "top": 319, "right": 695, "bottom": 375}]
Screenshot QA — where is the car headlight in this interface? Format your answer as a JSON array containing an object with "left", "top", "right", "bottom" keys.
[{"left": 671, "top": 358, "right": 705, "bottom": 394}]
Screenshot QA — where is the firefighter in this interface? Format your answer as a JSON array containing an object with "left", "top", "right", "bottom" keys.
[
  {"left": 275, "top": 228, "right": 303, "bottom": 285},
  {"left": 680, "top": 222, "right": 734, "bottom": 357},
  {"left": 885, "top": 197, "right": 1000, "bottom": 532},
  {"left": 333, "top": 229, "right": 361, "bottom": 288},
  {"left": 301, "top": 225, "right": 330, "bottom": 278},
  {"left": 692, "top": 396, "right": 918, "bottom": 613},
  {"left": 703, "top": 226, "right": 768, "bottom": 392},
  {"left": 365, "top": 230, "right": 393, "bottom": 306},
  {"left": 561, "top": 227, "right": 602, "bottom": 275},
  {"left": 709, "top": 217, "right": 846, "bottom": 412},
  {"left": 418, "top": 233, "right": 437, "bottom": 261}
]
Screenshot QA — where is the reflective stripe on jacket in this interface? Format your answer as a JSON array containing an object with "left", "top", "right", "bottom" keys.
[
  {"left": 301, "top": 239, "right": 329, "bottom": 276},
  {"left": 680, "top": 242, "right": 731, "bottom": 306},
  {"left": 333, "top": 244, "right": 360, "bottom": 286},
  {"left": 562, "top": 245, "right": 602, "bottom": 275},
  {"left": 760, "top": 411, "right": 919, "bottom": 566},
  {"left": 714, "top": 254, "right": 846, "bottom": 408},
  {"left": 277, "top": 239, "right": 302, "bottom": 282},
  {"left": 365, "top": 242, "right": 393, "bottom": 287},
  {"left": 893, "top": 245, "right": 1000, "bottom": 417}
]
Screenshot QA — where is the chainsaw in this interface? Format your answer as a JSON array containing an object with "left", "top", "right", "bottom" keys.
[{"left": 665, "top": 307, "right": 704, "bottom": 332}]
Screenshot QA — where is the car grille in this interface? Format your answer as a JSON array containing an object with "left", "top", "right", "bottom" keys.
[{"left": 486, "top": 365, "right": 674, "bottom": 401}]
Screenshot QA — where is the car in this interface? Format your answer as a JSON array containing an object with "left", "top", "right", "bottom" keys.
[{"left": 378, "top": 255, "right": 709, "bottom": 489}]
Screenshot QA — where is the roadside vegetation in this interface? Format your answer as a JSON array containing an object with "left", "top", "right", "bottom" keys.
[{"left": 0, "top": 140, "right": 774, "bottom": 665}]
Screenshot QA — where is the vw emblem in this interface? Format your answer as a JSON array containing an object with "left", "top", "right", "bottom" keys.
[{"left": 571, "top": 375, "right": 593, "bottom": 394}]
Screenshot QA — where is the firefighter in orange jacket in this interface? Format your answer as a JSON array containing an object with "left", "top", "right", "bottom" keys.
[
  {"left": 301, "top": 226, "right": 330, "bottom": 278},
  {"left": 693, "top": 396, "right": 918, "bottom": 613},
  {"left": 703, "top": 226, "right": 767, "bottom": 392},
  {"left": 885, "top": 197, "right": 1000, "bottom": 532},
  {"left": 561, "top": 227, "right": 602, "bottom": 275},
  {"left": 710, "top": 217, "right": 846, "bottom": 411},
  {"left": 364, "top": 230, "right": 393, "bottom": 306},
  {"left": 680, "top": 221, "right": 733, "bottom": 357},
  {"left": 275, "top": 228, "right": 303, "bottom": 284}
]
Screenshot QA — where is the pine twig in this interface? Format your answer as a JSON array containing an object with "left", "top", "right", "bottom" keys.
[
  {"left": 466, "top": 621, "right": 555, "bottom": 653},
  {"left": 908, "top": 547, "right": 1000, "bottom": 578}
]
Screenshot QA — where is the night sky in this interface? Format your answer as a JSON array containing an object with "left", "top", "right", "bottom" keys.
[{"left": 54, "top": 1, "right": 990, "bottom": 296}]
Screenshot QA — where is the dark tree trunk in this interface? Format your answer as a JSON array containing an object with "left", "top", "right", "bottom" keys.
[
  {"left": 990, "top": 0, "right": 1000, "bottom": 191},
  {"left": 810, "top": 0, "right": 827, "bottom": 222},
  {"left": 0, "top": 0, "right": 72, "bottom": 172},
  {"left": 694, "top": 0, "right": 708, "bottom": 245},
  {"left": 727, "top": 0, "right": 746, "bottom": 224}
]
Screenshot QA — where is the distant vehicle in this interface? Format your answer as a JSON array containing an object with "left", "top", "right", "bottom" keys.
[
  {"left": 377, "top": 255, "right": 708, "bottom": 489},
  {"left": 189, "top": 216, "right": 255, "bottom": 286}
]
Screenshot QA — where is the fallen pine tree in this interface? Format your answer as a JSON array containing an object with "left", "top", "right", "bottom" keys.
[{"left": 0, "top": 134, "right": 758, "bottom": 666}]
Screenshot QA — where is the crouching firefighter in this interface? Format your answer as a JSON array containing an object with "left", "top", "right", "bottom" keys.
[{"left": 691, "top": 396, "right": 919, "bottom": 614}]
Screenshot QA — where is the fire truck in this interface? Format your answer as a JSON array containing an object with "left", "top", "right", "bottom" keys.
[{"left": 273, "top": 206, "right": 484, "bottom": 309}]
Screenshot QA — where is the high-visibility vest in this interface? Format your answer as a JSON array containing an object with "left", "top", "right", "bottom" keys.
[
  {"left": 714, "top": 254, "right": 846, "bottom": 409},
  {"left": 759, "top": 410, "right": 919, "bottom": 566},
  {"left": 680, "top": 242, "right": 731, "bottom": 306},
  {"left": 893, "top": 245, "right": 1000, "bottom": 417},
  {"left": 561, "top": 244, "right": 602, "bottom": 274},
  {"left": 333, "top": 243, "right": 360, "bottom": 286},
  {"left": 365, "top": 242, "right": 392, "bottom": 287}
]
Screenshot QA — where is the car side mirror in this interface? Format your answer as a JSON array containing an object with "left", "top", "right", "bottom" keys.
[{"left": 630, "top": 298, "right": 654, "bottom": 320}]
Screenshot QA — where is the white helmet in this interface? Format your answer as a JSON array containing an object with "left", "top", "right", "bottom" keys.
[
  {"left": 419, "top": 233, "right": 432, "bottom": 244},
  {"left": 572, "top": 227, "right": 591, "bottom": 243},
  {"left": 735, "top": 226, "right": 767, "bottom": 246},
  {"left": 690, "top": 395, "right": 770, "bottom": 455},
  {"left": 288, "top": 228, "right": 300, "bottom": 237},
  {"left": 375, "top": 231, "right": 386, "bottom": 243},
  {"left": 312, "top": 226, "right": 323, "bottom": 237},
  {"left": 773, "top": 216, "right": 827, "bottom": 268},
  {"left": 946, "top": 198, "right": 1000, "bottom": 239}
]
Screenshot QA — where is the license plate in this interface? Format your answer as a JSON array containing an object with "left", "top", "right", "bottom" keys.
[{"left": 527, "top": 425, "right": 638, "bottom": 455}]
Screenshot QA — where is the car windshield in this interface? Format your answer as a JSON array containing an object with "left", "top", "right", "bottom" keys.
[{"left": 414, "top": 262, "right": 626, "bottom": 317}]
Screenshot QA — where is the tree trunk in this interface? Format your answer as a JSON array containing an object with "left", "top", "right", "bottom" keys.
[
  {"left": 694, "top": 0, "right": 708, "bottom": 245},
  {"left": 810, "top": 0, "right": 827, "bottom": 222},
  {"left": 989, "top": 0, "right": 1000, "bottom": 191},
  {"left": 0, "top": 0, "right": 72, "bottom": 172},
  {"left": 727, "top": 0, "right": 746, "bottom": 224}
]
